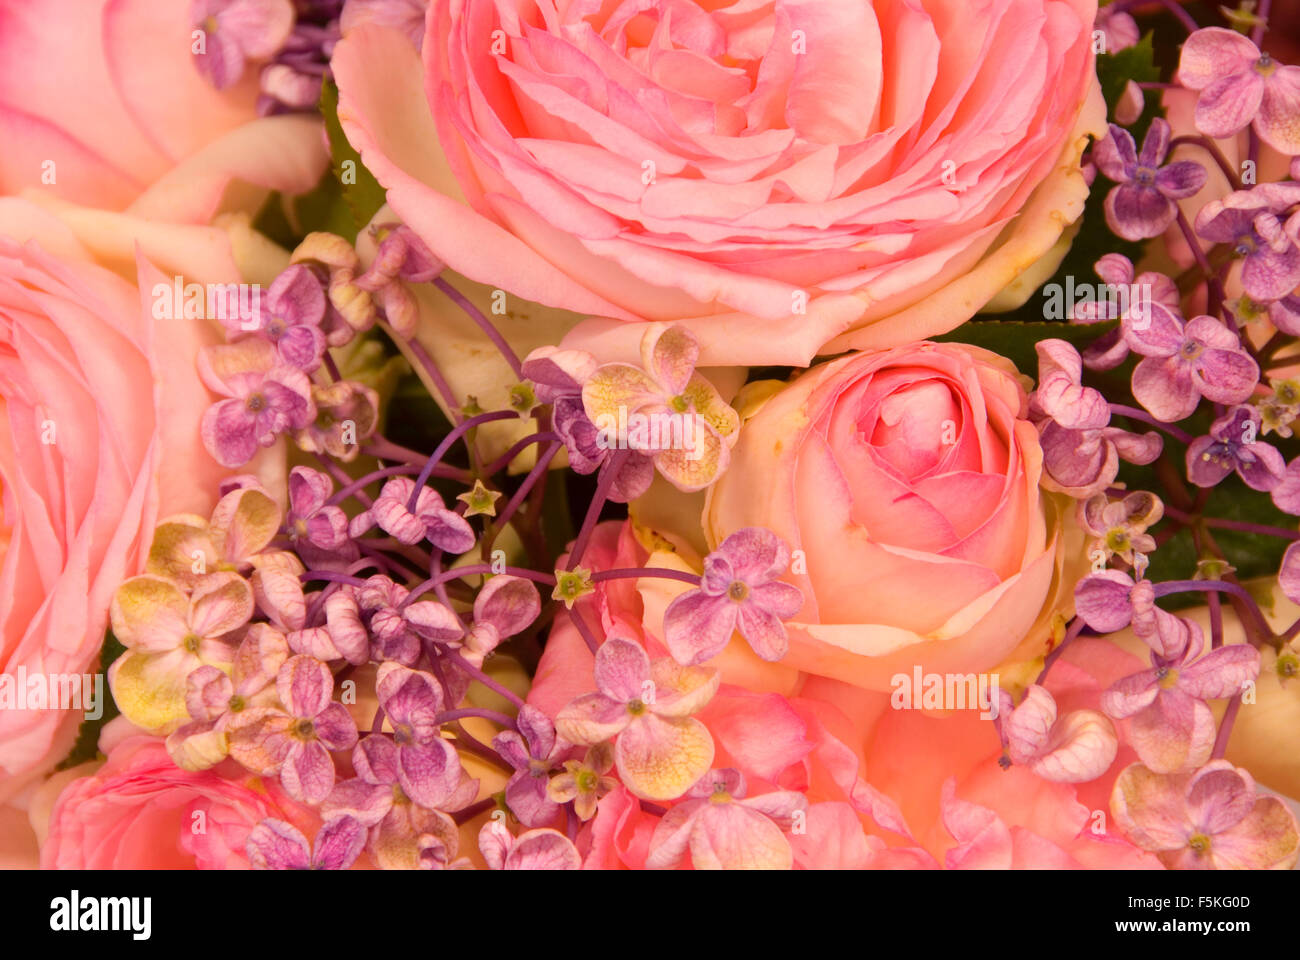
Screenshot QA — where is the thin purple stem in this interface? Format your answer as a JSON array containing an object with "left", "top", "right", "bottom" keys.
[
  {"left": 444, "top": 650, "right": 526, "bottom": 709},
  {"left": 1211, "top": 694, "right": 1242, "bottom": 759},
  {"left": 433, "top": 276, "right": 523, "bottom": 378},
  {"left": 1107, "top": 404, "right": 1195, "bottom": 444},
  {"left": 567, "top": 450, "right": 627, "bottom": 570},
  {"left": 591, "top": 567, "right": 702, "bottom": 586},
  {"left": 437, "top": 707, "right": 517, "bottom": 729},
  {"left": 301, "top": 570, "right": 370, "bottom": 587},
  {"left": 401, "top": 562, "right": 557, "bottom": 610},
  {"left": 314, "top": 452, "right": 373, "bottom": 509},
  {"left": 1252, "top": 0, "right": 1272, "bottom": 52},
  {"left": 482, "top": 431, "right": 561, "bottom": 477},
  {"left": 1152, "top": 579, "right": 1257, "bottom": 605},
  {"left": 569, "top": 608, "right": 602, "bottom": 656},
  {"left": 452, "top": 797, "right": 497, "bottom": 826},
  {"left": 407, "top": 409, "right": 517, "bottom": 511},
  {"left": 405, "top": 336, "right": 463, "bottom": 422},
  {"left": 491, "top": 441, "right": 562, "bottom": 534},
  {"left": 327, "top": 464, "right": 421, "bottom": 506}
]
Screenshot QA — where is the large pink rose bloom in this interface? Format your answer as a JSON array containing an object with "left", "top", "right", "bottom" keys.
[
  {"left": 0, "top": 0, "right": 326, "bottom": 222},
  {"left": 704, "top": 342, "right": 1085, "bottom": 690},
  {"left": 40, "top": 737, "right": 317, "bottom": 869},
  {"left": 333, "top": 0, "right": 1104, "bottom": 366},
  {"left": 0, "top": 201, "right": 236, "bottom": 798}
]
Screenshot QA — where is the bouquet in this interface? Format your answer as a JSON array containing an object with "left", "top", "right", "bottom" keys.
[{"left": 2, "top": 0, "right": 1299, "bottom": 878}]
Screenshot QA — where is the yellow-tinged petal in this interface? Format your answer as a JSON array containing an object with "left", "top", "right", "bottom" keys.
[
  {"left": 616, "top": 714, "right": 714, "bottom": 802},
  {"left": 107, "top": 649, "right": 193, "bottom": 733},
  {"left": 653, "top": 426, "right": 728, "bottom": 492},
  {"left": 210, "top": 486, "right": 281, "bottom": 564},
  {"left": 582, "top": 363, "right": 662, "bottom": 426},
  {"left": 649, "top": 658, "right": 719, "bottom": 718},
  {"left": 166, "top": 725, "right": 230, "bottom": 771},
  {"left": 146, "top": 515, "right": 217, "bottom": 587},
  {"left": 642, "top": 323, "right": 698, "bottom": 395},
  {"left": 681, "top": 374, "right": 739, "bottom": 441},
  {"left": 110, "top": 575, "right": 190, "bottom": 651}
]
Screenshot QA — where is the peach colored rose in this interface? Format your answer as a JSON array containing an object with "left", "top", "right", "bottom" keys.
[
  {"left": 331, "top": 1, "right": 1105, "bottom": 367},
  {"left": 0, "top": 0, "right": 327, "bottom": 222},
  {"left": 39, "top": 736, "right": 318, "bottom": 869},
  {"left": 703, "top": 341, "right": 1086, "bottom": 691},
  {"left": 0, "top": 199, "right": 271, "bottom": 799}
]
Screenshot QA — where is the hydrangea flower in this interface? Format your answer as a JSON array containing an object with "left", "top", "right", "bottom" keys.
[
  {"left": 225, "top": 264, "right": 328, "bottom": 371},
  {"left": 1178, "top": 27, "right": 1300, "bottom": 154},
  {"left": 522, "top": 345, "right": 654, "bottom": 503},
  {"left": 323, "top": 575, "right": 461, "bottom": 666},
  {"left": 645, "top": 768, "right": 807, "bottom": 870},
  {"left": 1194, "top": 184, "right": 1300, "bottom": 303},
  {"left": 459, "top": 575, "right": 540, "bottom": 668},
  {"left": 556, "top": 637, "right": 719, "bottom": 801},
  {"left": 146, "top": 484, "right": 283, "bottom": 589},
  {"left": 996, "top": 685, "right": 1117, "bottom": 783},
  {"left": 245, "top": 815, "right": 366, "bottom": 870},
  {"left": 226, "top": 654, "right": 358, "bottom": 804},
  {"left": 354, "top": 223, "right": 445, "bottom": 338},
  {"left": 258, "top": 10, "right": 341, "bottom": 115},
  {"left": 478, "top": 821, "right": 581, "bottom": 870},
  {"left": 1078, "top": 490, "right": 1163, "bottom": 566},
  {"left": 108, "top": 572, "right": 251, "bottom": 732},
  {"left": 290, "top": 232, "right": 378, "bottom": 345},
  {"left": 663, "top": 527, "right": 803, "bottom": 664},
  {"left": 190, "top": 0, "right": 293, "bottom": 90},
  {"left": 199, "top": 339, "right": 316, "bottom": 468},
  {"left": 1112, "top": 761, "right": 1299, "bottom": 869},
  {"left": 323, "top": 735, "right": 477, "bottom": 870},
  {"left": 1095, "top": 4, "right": 1137, "bottom": 51},
  {"left": 1030, "top": 341, "right": 1161, "bottom": 497},
  {"left": 1186, "top": 405, "right": 1286, "bottom": 491},
  {"left": 375, "top": 664, "right": 467, "bottom": 808},
  {"left": 294, "top": 380, "right": 380, "bottom": 462},
  {"left": 1128, "top": 314, "right": 1258, "bottom": 422},
  {"left": 582, "top": 324, "right": 740, "bottom": 491},
  {"left": 547, "top": 742, "right": 617, "bottom": 822},
  {"left": 492, "top": 705, "right": 562, "bottom": 827},
  {"left": 349, "top": 477, "right": 476, "bottom": 554},
  {"left": 1094, "top": 120, "right": 1207, "bottom": 241},
  {"left": 166, "top": 623, "right": 289, "bottom": 770},
  {"left": 1070, "top": 255, "right": 1181, "bottom": 371},
  {"left": 1102, "top": 624, "right": 1259, "bottom": 773},
  {"left": 282, "top": 466, "right": 353, "bottom": 560},
  {"left": 1074, "top": 570, "right": 1195, "bottom": 661}
]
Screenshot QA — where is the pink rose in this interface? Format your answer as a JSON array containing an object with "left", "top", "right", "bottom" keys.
[
  {"left": 331, "top": 0, "right": 1105, "bottom": 366},
  {"left": 0, "top": 200, "right": 255, "bottom": 797},
  {"left": 39, "top": 737, "right": 318, "bottom": 869},
  {"left": 0, "top": 0, "right": 327, "bottom": 222},
  {"left": 704, "top": 342, "right": 1085, "bottom": 690}
]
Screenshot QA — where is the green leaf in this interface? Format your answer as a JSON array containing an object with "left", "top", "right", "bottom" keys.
[
  {"left": 1097, "top": 32, "right": 1162, "bottom": 141},
  {"left": 935, "top": 318, "right": 1118, "bottom": 376},
  {"left": 55, "top": 631, "right": 125, "bottom": 771},
  {"left": 320, "top": 77, "right": 386, "bottom": 239}
]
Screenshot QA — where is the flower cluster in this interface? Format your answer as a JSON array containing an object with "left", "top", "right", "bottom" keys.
[{"left": 17, "top": 0, "right": 1300, "bottom": 878}]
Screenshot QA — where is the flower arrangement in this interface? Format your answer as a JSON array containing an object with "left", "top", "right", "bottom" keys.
[{"left": 1, "top": 0, "right": 1299, "bottom": 877}]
